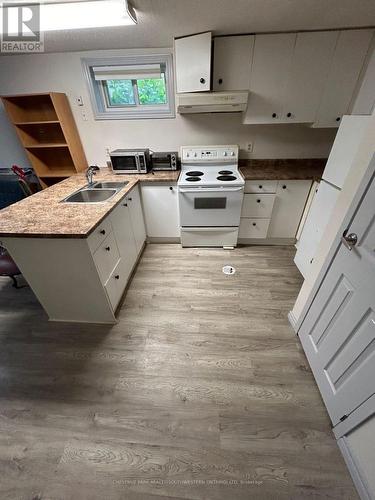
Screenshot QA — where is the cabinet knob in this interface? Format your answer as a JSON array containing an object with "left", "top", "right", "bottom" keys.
[
  {"left": 272, "top": 113, "right": 277, "bottom": 118},
  {"left": 123, "top": 203, "right": 128, "bottom": 207},
  {"left": 128, "top": 197, "right": 132, "bottom": 201},
  {"left": 115, "top": 274, "right": 120, "bottom": 280},
  {"left": 336, "top": 117, "right": 341, "bottom": 122},
  {"left": 100, "top": 229, "right": 106, "bottom": 235},
  {"left": 200, "top": 78, "right": 206, "bottom": 84},
  {"left": 105, "top": 246, "right": 110, "bottom": 251},
  {"left": 169, "top": 186, "right": 173, "bottom": 191},
  {"left": 218, "top": 78, "right": 223, "bottom": 85},
  {"left": 252, "top": 222, "right": 256, "bottom": 227},
  {"left": 282, "top": 185, "right": 287, "bottom": 189},
  {"left": 287, "top": 112, "right": 292, "bottom": 118},
  {"left": 259, "top": 185, "right": 262, "bottom": 189},
  {"left": 257, "top": 199, "right": 261, "bottom": 203}
]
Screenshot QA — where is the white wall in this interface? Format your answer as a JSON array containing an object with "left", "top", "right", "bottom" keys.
[
  {"left": 0, "top": 103, "right": 31, "bottom": 170},
  {"left": 0, "top": 48, "right": 337, "bottom": 168}
]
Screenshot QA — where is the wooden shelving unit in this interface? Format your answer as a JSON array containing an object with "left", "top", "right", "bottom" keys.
[{"left": 1, "top": 92, "right": 88, "bottom": 188}]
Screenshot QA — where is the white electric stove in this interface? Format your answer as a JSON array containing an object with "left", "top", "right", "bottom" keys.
[{"left": 178, "top": 145, "right": 244, "bottom": 248}]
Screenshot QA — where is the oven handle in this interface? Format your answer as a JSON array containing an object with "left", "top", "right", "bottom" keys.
[{"left": 179, "top": 187, "right": 244, "bottom": 193}]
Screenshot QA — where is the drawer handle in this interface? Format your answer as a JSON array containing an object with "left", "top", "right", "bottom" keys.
[
  {"left": 128, "top": 197, "right": 132, "bottom": 201},
  {"left": 282, "top": 185, "right": 287, "bottom": 189},
  {"left": 169, "top": 186, "right": 173, "bottom": 191},
  {"left": 252, "top": 222, "right": 256, "bottom": 227},
  {"left": 272, "top": 113, "right": 277, "bottom": 118},
  {"left": 257, "top": 199, "right": 261, "bottom": 203},
  {"left": 100, "top": 229, "right": 106, "bottom": 235},
  {"left": 115, "top": 274, "right": 120, "bottom": 280},
  {"left": 200, "top": 77, "right": 206, "bottom": 84},
  {"left": 287, "top": 112, "right": 292, "bottom": 118},
  {"left": 259, "top": 185, "right": 262, "bottom": 189},
  {"left": 123, "top": 203, "right": 128, "bottom": 207},
  {"left": 105, "top": 246, "right": 110, "bottom": 251}
]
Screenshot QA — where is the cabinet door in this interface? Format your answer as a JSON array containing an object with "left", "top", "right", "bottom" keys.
[
  {"left": 213, "top": 35, "right": 254, "bottom": 91},
  {"left": 282, "top": 31, "right": 338, "bottom": 123},
  {"left": 174, "top": 32, "right": 211, "bottom": 93},
  {"left": 267, "top": 180, "right": 312, "bottom": 239},
  {"left": 127, "top": 185, "right": 146, "bottom": 255},
  {"left": 110, "top": 201, "right": 137, "bottom": 281},
  {"left": 314, "top": 29, "right": 373, "bottom": 128},
  {"left": 243, "top": 33, "right": 295, "bottom": 124},
  {"left": 141, "top": 184, "right": 179, "bottom": 238}
]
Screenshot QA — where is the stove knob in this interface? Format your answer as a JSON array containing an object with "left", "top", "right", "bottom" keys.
[
  {"left": 223, "top": 151, "right": 227, "bottom": 156},
  {"left": 194, "top": 152, "right": 197, "bottom": 157},
  {"left": 186, "top": 152, "right": 190, "bottom": 157},
  {"left": 231, "top": 151, "right": 235, "bottom": 156}
]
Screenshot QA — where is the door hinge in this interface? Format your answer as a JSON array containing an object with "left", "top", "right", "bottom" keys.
[{"left": 340, "top": 414, "right": 348, "bottom": 422}]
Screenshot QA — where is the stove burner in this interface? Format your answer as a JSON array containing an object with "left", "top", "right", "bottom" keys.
[
  {"left": 186, "top": 177, "right": 201, "bottom": 182},
  {"left": 186, "top": 171, "right": 204, "bottom": 177},
  {"left": 217, "top": 175, "right": 237, "bottom": 181},
  {"left": 218, "top": 170, "right": 233, "bottom": 175}
]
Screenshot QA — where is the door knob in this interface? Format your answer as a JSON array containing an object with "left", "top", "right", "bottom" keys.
[{"left": 341, "top": 230, "right": 358, "bottom": 251}]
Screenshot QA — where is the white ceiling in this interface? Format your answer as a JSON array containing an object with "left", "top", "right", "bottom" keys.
[{"left": 9, "top": 0, "right": 375, "bottom": 53}]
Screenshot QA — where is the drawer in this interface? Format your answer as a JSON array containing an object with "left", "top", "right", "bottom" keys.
[
  {"left": 88, "top": 218, "right": 112, "bottom": 253},
  {"left": 239, "top": 218, "right": 270, "bottom": 239},
  {"left": 93, "top": 232, "right": 120, "bottom": 284},
  {"left": 244, "top": 180, "right": 277, "bottom": 193},
  {"left": 241, "top": 194, "right": 275, "bottom": 218},
  {"left": 105, "top": 259, "right": 127, "bottom": 310}
]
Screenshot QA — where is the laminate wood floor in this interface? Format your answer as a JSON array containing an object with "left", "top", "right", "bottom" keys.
[{"left": 0, "top": 244, "right": 357, "bottom": 500}]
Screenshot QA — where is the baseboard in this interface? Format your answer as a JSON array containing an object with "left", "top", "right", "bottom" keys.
[
  {"left": 147, "top": 237, "right": 181, "bottom": 243},
  {"left": 288, "top": 310, "right": 298, "bottom": 332},
  {"left": 337, "top": 438, "right": 372, "bottom": 500},
  {"left": 238, "top": 238, "right": 296, "bottom": 245}
]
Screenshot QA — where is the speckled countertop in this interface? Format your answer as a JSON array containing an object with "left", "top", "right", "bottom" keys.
[
  {"left": 0, "top": 159, "right": 325, "bottom": 239},
  {"left": 0, "top": 169, "right": 179, "bottom": 239},
  {"left": 239, "top": 158, "right": 326, "bottom": 180}
]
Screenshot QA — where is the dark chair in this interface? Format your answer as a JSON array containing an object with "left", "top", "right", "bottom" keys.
[{"left": 0, "top": 247, "right": 23, "bottom": 288}]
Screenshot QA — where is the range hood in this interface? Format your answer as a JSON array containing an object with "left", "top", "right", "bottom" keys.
[{"left": 177, "top": 91, "right": 248, "bottom": 114}]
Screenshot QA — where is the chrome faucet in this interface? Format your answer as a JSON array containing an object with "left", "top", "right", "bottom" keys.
[{"left": 86, "top": 165, "right": 100, "bottom": 186}]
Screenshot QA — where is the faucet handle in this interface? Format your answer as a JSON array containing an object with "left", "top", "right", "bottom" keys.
[{"left": 89, "top": 165, "right": 100, "bottom": 172}]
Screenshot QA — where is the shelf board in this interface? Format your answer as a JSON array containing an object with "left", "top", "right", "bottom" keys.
[
  {"left": 14, "top": 120, "right": 60, "bottom": 125},
  {"left": 26, "top": 143, "right": 68, "bottom": 149},
  {"left": 37, "top": 171, "right": 76, "bottom": 178}
]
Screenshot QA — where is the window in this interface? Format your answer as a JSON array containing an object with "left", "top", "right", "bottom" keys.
[{"left": 82, "top": 54, "right": 175, "bottom": 119}]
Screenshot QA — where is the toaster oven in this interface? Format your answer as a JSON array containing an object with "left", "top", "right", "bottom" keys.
[{"left": 151, "top": 151, "right": 178, "bottom": 171}]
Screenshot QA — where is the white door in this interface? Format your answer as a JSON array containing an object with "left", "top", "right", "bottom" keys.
[
  {"left": 110, "top": 202, "right": 137, "bottom": 281},
  {"left": 282, "top": 31, "right": 338, "bottom": 123},
  {"left": 243, "top": 33, "right": 295, "bottom": 124},
  {"left": 294, "top": 181, "right": 341, "bottom": 278},
  {"left": 313, "top": 29, "right": 373, "bottom": 128},
  {"left": 213, "top": 35, "right": 254, "bottom": 91},
  {"left": 174, "top": 32, "right": 212, "bottom": 93},
  {"left": 298, "top": 173, "right": 375, "bottom": 426},
  {"left": 127, "top": 185, "right": 146, "bottom": 255},
  {"left": 267, "top": 180, "right": 312, "bottom": 238},
  {"left": 141, "top": 184, "right": 179, "bottom": 238}
]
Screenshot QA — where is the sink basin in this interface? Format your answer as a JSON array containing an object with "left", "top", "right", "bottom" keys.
[
  {"left": 92, "top": 181, "right": 128, "bottom": 189},
  {"left": 64, "top": 189, "right": 117, "bottom": 203}
]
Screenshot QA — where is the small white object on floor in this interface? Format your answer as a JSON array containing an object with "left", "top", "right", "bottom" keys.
[{"left": 222, "top": 265, "right": 236, "bottom": 275}]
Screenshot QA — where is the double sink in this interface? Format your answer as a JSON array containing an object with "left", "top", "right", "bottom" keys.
[{"left": 63, "top": 181, "right": 128, "bottom": 203}]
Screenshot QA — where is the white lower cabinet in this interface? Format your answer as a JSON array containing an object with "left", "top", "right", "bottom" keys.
[
  {"left": 141, "top": 183, "right": 180, "bottom": 239},
  {"left": 126, "top": 184, "right": 146, "bottom": 255},
  {"left": 239, "top": 179, "right": 312, "bottom": 242},
  {"left": 267, "top": 180, "right": 312, "bottom": 238}
]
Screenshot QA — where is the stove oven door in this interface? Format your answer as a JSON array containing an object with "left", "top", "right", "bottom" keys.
[{"left": 178, "top": 186, "right": 244, "bottom": 227}]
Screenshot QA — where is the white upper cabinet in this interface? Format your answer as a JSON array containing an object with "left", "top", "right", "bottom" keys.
[
  {"left": 313, "top": 29, "right": 374, "bottom": 128},
  {"left": 213, "top": 35, "right": 254, "bottom": 91},
  {"left": 244, "top": 33, "right": 295, "bottom": 124},
  {"left": 282, "top": 31, "right": 338, "bottom": 123},
  {"left": 174, "top": 32, "right": 212, "bottom": 93}
]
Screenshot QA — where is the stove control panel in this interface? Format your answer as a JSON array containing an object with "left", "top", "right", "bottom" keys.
[{"left": 181, "top": 145, "right": 239, "bottom": 162}]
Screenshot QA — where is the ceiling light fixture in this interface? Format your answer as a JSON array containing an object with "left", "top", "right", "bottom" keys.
[{"left": 3, "top": 0, "right": 137, "bottom": 32}]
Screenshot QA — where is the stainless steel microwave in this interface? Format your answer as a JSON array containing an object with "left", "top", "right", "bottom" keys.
[{"left": 110, "top": 149, "right": 151, "bottom": 174}]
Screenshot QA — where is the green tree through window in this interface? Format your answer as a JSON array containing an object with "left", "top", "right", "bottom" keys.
[{"left": 105, "top": 75, "right": 167, "bottom": 107}]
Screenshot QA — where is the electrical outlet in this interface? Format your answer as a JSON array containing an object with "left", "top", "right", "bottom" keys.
[
  {"left": 247, "top": 142, "right": 253, "bottom": 153},
  {"left": 76, "top": 96, "right": 84, "bottom": 106}
]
